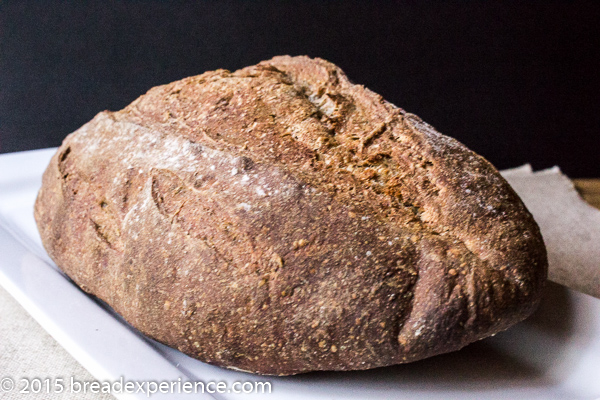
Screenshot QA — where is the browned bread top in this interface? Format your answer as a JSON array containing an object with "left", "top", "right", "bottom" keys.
[{"left": 34, "top": 56, "right": 547, "bottom": 375}]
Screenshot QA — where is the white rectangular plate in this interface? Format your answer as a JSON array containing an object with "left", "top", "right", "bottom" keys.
[{"left": 1, "top": 148, "right": 599, "bottom": 400}]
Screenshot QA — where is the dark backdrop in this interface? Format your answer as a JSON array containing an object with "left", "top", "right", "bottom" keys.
[{"left": 1, "top": 1, "right": 599, "bottom": 177}]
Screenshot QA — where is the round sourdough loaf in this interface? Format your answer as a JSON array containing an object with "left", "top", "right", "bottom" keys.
[{"left": 34, "top": 56, "right": 547, "bottom": 375}]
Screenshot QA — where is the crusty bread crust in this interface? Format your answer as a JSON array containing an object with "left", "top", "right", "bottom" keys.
[{"left": 34, "top": 56, "right": 547, "bottom": 375}]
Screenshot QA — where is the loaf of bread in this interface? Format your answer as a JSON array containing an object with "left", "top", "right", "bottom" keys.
[{"left": 34, "top": 56, "right": 547, "bottom": 375}]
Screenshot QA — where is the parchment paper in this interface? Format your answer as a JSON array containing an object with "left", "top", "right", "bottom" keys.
[{"left": 502, "top": 165, "right": 600, "bottom": 299}]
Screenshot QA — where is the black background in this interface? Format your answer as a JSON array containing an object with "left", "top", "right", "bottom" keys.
[{"left": 1, "top": 1, "right": 598, "bottom": 177}]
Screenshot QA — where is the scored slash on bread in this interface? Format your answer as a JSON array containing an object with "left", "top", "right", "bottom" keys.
[{"left": 34, "top": 56, "right": 547, "bottom": 375}]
